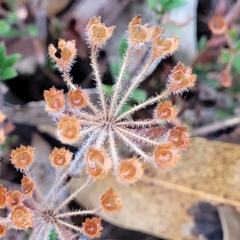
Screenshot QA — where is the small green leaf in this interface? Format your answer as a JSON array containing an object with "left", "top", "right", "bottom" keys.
[
  {"left": 147, "top": 0, "right": 157, "bottom": 9},
  {"left": 120, "top": 104, "right": 133, "bottom": 114},
  {"left": 109, "top": 62, "right": 120, "bottom": 77},
  {"left": 159, "top": 0, "right": 186, "bottom": 11},
  {"left": 0, "top": 20, "right": 10, "bottom": 36},
  {"left": 219, "top": 50, "right": 231, "bottom": 64},
  {"left": 119, "top": 38, "right": 128, "bottom": 58},
  {"left": 198, "top": 35, "right": 207, "bottom": 51},
  {"left": 228, "top": 28, "right": 238, "bottom": 40},
  {"left": 232, "top": 54, "right": 240, "bottom": 72},
  {"left": 6, "top": 12, "right": 18, "bottom": 24},
  {"left": 0, "top": 67, "right": 17, "bottom": 80},
  {"left": 2, "top": 54, "right": 21, "bottom": 68},
  {"left": 27, "top": 24, "right": 38, "bottom": 37},
  {"left": 131, "top": 89, "right": 147, "bottom": 102},
  {"left": 235, "top": 40, "right": 240, "bottom": 50},
  {"left": 0, "top": 44, "right": 6, "bottom": 68},
  {"left": 102, "top": 85, "right": 113, "bottom": 95},
  {"left": 49, "top": 229, "right": 58, "bottom": 240}
]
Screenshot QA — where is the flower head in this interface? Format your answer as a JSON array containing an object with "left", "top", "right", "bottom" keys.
[
  {"left": 49, "top": 147, "right": 73, "bottom": 167},
  {"left": 10, "top": 146, "right": 34, "bottom": 169},
  {"left": 168, "top": 126, "right": 190, "bottom": 149},
  {"left": 156, "top": 101, "right": 178, "bottom": 121},
  {"left": 6, "top": 191, "right": 22, "bottom": 210},
  {"left": 68, "top": 88, "right": 88, "bottom": 108},
  {"left": 21, "top": 177, "right": 34, "bottom": 196},
  {"left": 82, "top": 217, "right": 103, "bottom": 239},
  {"left": 0, "top": 225, "right": 7, "bottom": 238},
  {"left": 208, "top": 16, "right": 227, "bottom": 35},
  {"left": 0, "top": 185, "right": 7, "bottom": 209}
]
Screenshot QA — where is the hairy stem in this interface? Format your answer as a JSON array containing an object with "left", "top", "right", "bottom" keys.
[
  {"left": 115, "top": 119, "right": 157, "bottom": 127},
  {"left": 55, "top": 208, "right": 101, "bottom": 218},
  {"left": 56, "top": 219, "right": 83, "bottom": 233},
  {"left": 109, "top": 127, "right": 119, "bottom": 165}
]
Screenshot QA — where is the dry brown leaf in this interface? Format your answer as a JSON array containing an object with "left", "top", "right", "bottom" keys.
[{"left": 69, "top": 137, "right": 240, "bottom": 239}]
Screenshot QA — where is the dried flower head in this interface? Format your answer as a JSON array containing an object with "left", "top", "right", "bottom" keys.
[
  {"left": 0, "top": 128, "right": 5, "bottom": 144},
  {"left": 0, "top": 185, "right": 7, "bottom": 208},
  {"left": 21, "top": 177, "right": 34, "bottom": 196},
  {"left": 68, "top": 88, "right": 88, "bottom": 108},
  {"left": 0, "top": 111, "right": 6, "bottom": 123},
  {"left": 117, "top": 157, "right": 143, "bottom": 184},
  {"left": 0, "top": 225, "right": 7, "bottom": 238},
  {"left": 11, "top": 205, "right": 33, "bottom": 230},
  {"left": 49, "top": 147, "right": 73, "bottom": 167},
  {"left": 156, "top": 101, "right": 178, "bottom": 121},
  {"left": 86, "top": 17, "right": 115, "bottom": 47},
  {"left": 43, "top": 87, "right": 65, "bottom": 113},
  {"left": 168, "top": 62, "right": 196, "bottom": 93},
  {"left": 208, "top": 16, "right": 227, "bottom": 35},
  {"left": 154, "top": 143, "right": 180, "bottom": 168},
  {"left": 6, "top": 191, "right": 22, "bottom": 210},
  {"left": 57, "top": 116, "right": 81, "bottom": 143},
  {"left": 82, "top": 217, "right": 103, "bottom": 239},
  {"left": 10, "top": 146, "right": 34, "bottom": 169},
  {"left": 168, "top": 126, "right": 190, "bottom": 149},
  {"left": 100, "top": 188, "right": 122, "bottom": 213}
]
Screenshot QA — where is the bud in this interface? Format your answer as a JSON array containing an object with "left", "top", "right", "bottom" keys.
[
  {"left": 82, "top": 217, "right": 103, "bottom": 239},
  {"left": 168, "top": 126, "right": 190, "bottom": 149},
  {"left": 11, "top": 205, "right": 33, "bottom": 230},
  {"left": 168, "top": 62, "right": 196, "bottom": 93},
  {"left": 0, "top": 185, "right": 7, "bottom": 208},
  {"left": 49, "top": 147, "right": 73, "bottom": 167},
  {"left": 117, "top": 157, "right": 143, "bottom": 183},
  {"left": 6, "top": 191, "right": 22, "bottom": 210},
  {"left": 0, "top": 225, "right": 7, "bottom": 237},
  {"left": 208, "top": 16, "right": 227, "bottom": 35},
  {"left": 128, "top": 15, "right": 155, "bottom": 46},
  {"left": 100, "top": 188, "right": 122, "bottom": 213},
  {"left": 57, "top": 116, "right": 81, "bottom": 143},
  {"left": 43, "top": 87, "right": 65, "bottom": 113},
  {"left": 10, "top": 146, "right": 34, "bottom": 169},
  {"left": 68, "top": 88, "right": 88, "bottom": 108},
  {"left": 154, "top": 143, "right": 180, "bottom": 168},
  {"left": 156, "top": 101, "right": 178, "bottom": 121},
  {"left": 86, "top": 17, "right": 115, "bottom": 47},
  {"left": 21, "top": 177, "right": 34, "bottom": 196}
]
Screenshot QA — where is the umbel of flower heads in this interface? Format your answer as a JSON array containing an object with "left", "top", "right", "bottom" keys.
[{"left": 46, "top": 15, "right": 196, "bottom": 183}]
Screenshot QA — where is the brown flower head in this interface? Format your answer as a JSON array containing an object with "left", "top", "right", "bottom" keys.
[
  {"left": 168, "top": 126, "right": 190, "bottom": 149},
  {"left": 220, "top": 70, "right": 232, "bottom": 88},
  {"left": 68, "top": 88, "right": 88, "bottom": 108},
  {"left": 11, "top": 205, "right": 33, "bottom": 230},
  {"left": 0, "top": 111, "right": 6, "bottom": 123},
  {"left": 49, "top": 39, "right": 77, "bottom": 70},
  {"left": 21, "top": 177, "right": 34, "bottom": 196},
  {"left": 49, "top": 147, "right": 73, "bottom": 167},
  {"left": 6, "top": 191, "right": 22, "bottom": 210},
  {"left": 0, "top": 185, "right": 7, "bottom": 209},
  {"left": 168, "top": 62, "right": 196, "bottom": 93},
  {"left": 82, "top": 217, "right": 103, "bottom": 239},
  {"left": 86, "top": 17, "right": 115, "bottom": 47},
  {"left": 208, "top": 16, "right": 227, "bottom": 35},
  {"left": 10, "top": 146, "right": 34, "bottom": 169},
  {"left": 117, "top": 157, "right": 143, "bottom": 184},
  {"left": 85, "top": 148, "right": 112, "bottom": 179},
  {"left": 57, "top": 116, "right": 81, "bottom": 143},
  {"left": 156, "top": 101, "right": 178, "bottom": 121},
  {"left": 128, "top": 15, "right": 155, "bottom": 46},
  {"left": 154, "top": 143, "right": 180, "bottom": 168},
  {"left": 43, "top": 87, "right": 65, "bottom": 113},
  {"left": 0, "top": 224, "right": 7, "bottom": 237},
  {"left": 0, "top": 128, "right": 5, "bottom": 144},
  {"left": 153, "top": 28, "right": 179, "bottom": 58},
  {"left": 100, "top": 188, "right": 122, "bottom": 213}
]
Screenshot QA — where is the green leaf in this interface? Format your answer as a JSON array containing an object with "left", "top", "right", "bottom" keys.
[
  {"left": 109, "top": 62, "right": 120, "bottom": 77},
  {"left": 228, "top": 28, "right": 238, "bottom": 40},
  {"left": 6, "top": 12, "right": 18, "bottom": 24},
  {"left": 0, "top": 44, "right": 6, "bottom": 68},
  {"left": 120, "top": 103, "right": 133, "bottom": 114},
  {"left": 0, "top": 20, "right": 10, "bottom": 36},
  {"left": 147, "top": 0, "right": 157, "bottom": 9},
  {"left": 159, "top": 0, "right": 186, "bottom": 11},
  {"left": 0, "top": 67, "right": 17, "bottom": 80},
  {"left": 232, "top": 54, "right": 240, "bottom": 72},
  {"left": 2, "top": 54, "right": 21, "bottom": 68},
  {"left": 119, "top": 38, "right": 128, "bottom": 58},
  {"left": 235, "top": 40, "right": 240, "bottom": 50},
  {"left": 198, "top": 35, "right": 207, "bottom": 51},
  {"left": 131, "top": 89, "right": 147, "bottom": 102},
  {"left": 26, "top": 24, "right": 38, "bottom": 37},
  {"left": 102, "top": 85, "right": 113, "bottom": 95},
  {"left": 219, "top": 50, "right": 231, "bottom": 64},
  {"left": 49, "top": 229, "right": 58, "bottom": 240}
]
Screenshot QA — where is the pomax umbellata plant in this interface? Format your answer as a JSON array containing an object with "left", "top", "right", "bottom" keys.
[{"left": 0, "top": 15, "right": 196, "bottom": 239}]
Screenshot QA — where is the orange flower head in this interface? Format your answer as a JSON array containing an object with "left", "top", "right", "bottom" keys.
[
  {"left": 220, "top": 70, "right": 232, "bottom": 88},
  {"left": 154, "top": 143, "right": 180, "bottom": 168},
  {"left": 168, "top": 126, "right": 190, "bottom": 149},
  {"left": 128, "top": 15, "right": 155, "bottom": 46},
  {"left": 43, "top": 87, "right": 65, "bottom": 113},
  {"left": 10, "top": 146, "right": 34, "bottom": 169},
  {"left": 153, "top": 28, "right": 179, "bottom": 58},
  {"left": 0, "top": 111, "right": 6, "bottom": 123},
  {"left": 49, "top": 39, "right": 77, "bottom": 70},
  {"left": 6, "top": 191, "right": 22, "bottom": 210},
  {"left": 156, "top": 101, "right": 178, "bottom": 121},
  {"left": 86, "top": 16, "right": 115, "bottom": 47},
  {"left": 0, "top": 128, "right": 5, "bottom": 144},
  {"left": 117, "top": 157, "right": 143, "bottom": 184},
  {"left": 168, "top": 62, "right": 196, "bottom": 93},
  {"left": 82, "top": 217, "right": 103, "bottom": 239},
  {"left": 100, "top": 188, "right": 122, "bottom": 213},
  {"left": 0, "top": 185, "right": 7, "bottom": 209},
  {"left": 57, "top": 116, "right": 81, "bottom": 143},
  {"left": 85, "top": 148, "right": 112, "bottom": 179},
  {"left": 68, "top": 88, "right": 88, "bottom": 108},
  {"left": 21, "top": 177, "right": 34, "bottom": 196},
  {"left": 11, "top": 205, "right": 33, "bottom": 230},
  {"left": 208, "top": 16, "right": 227, "bottom": 35},
  {"left": 0, "top": 225, "right": 7, "bottom": 237},
  {"left": 49, "top": 147, "right": 73, "bottom": 167}
]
